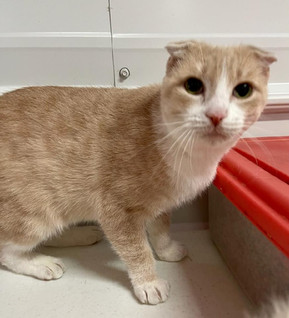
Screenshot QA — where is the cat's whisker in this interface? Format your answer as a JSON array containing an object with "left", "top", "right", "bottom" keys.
[
  {"left": 173, "top": 130, "right": 190, "bottom": 173},
  {"left": 241, "top": 131, "right": 277, "bottom": 167},
  {"left": 152, "top": 128, "right": 189, "bottom": 178},
  {"left": 158, "top": 128, "right": 189, "bottom": 163},
  {"left": 174, "top": 130, "right": 191, "bottom": 187},
  {"left": 154, "top": 124, "right": 188, "bottom": 146},
  {"left": 239, "top": 137, "right": 259, "bottom": 164},
  {"left": 155, "top": 121, "right": 185, "bottom": 127},
  {"left": 189, "top": 132, "right": 197, "bottom": 175},
  {"left": 251, "top": 139, "right": 277, "bottom": 167},
  {"left": 176, "top": 130, "right": 193, "bottom": 187},
  {"left": 162, "top": 130, "right": 187, "bottom": 171}
]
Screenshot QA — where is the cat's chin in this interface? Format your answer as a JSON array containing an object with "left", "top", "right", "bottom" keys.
[{"left": 201, "top": 131, "right": 235, "bottom": 146}]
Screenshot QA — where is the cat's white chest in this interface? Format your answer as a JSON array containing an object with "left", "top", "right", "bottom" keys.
[{"left": 168, "top": 151, "right": 219, "bottom": 205}]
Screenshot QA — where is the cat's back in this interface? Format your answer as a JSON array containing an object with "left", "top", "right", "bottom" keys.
[
  {"left": 0, "top": 87, "right": 111, "bottom": 150},
  {"left": 0, "top": 85, "right": 161, "bottom": 162},
  {"left": 0, "top": 86, "right": 114, "bottom": 121},
  {"left": 0, "top": 85, "right": 160, "bottom": 126},
  {"left": 0, "top": 85, "right": 161, "bottom": 149}
]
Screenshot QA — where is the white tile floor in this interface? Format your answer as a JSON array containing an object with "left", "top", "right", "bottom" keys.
[{"left": 0, "top": 224, "right": 252, "bottom": 318}]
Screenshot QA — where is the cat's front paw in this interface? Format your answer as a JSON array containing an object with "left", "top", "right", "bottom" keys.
[
  {"left": 134, "top": 279, "right": 170, "bottom": 305},
  {"left": 156, "top": 240, "right": 188, "bottom": 262},
  {"left": 32, "top": 255, "right": 66, "bottom": 280}
]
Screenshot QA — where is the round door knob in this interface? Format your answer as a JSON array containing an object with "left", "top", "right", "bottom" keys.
[{"left": 119, "top": 67, "right": 130, "bottom": 79}]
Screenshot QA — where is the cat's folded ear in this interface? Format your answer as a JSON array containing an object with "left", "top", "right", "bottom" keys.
[
  {"left": 248, "top": 46, "right": 277, "bottom": 77},
  {"left": 165, "top": 40, "right": 197, "bottom": 74},
  {"left": 166, "top": 41, "right": 192, "bottom": 58},
  {"left": 248, "top": 46, "right": 277, "bottom": 66}
]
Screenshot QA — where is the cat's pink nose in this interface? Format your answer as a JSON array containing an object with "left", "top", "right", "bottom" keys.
[{"left": 206, "top": 114, "right": 224, "bottom": 127}]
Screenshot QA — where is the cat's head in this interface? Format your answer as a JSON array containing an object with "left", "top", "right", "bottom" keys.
[{"left": 160, "top": 40, "right": 276, "bottom": 147}]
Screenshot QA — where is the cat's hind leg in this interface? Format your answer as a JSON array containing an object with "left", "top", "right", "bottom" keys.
[
  {"left": 0, "top": 243, "right": 65, "bottom": 280},
  {"left": 0, "top": 195, "right": 66, "bottom": 280}
]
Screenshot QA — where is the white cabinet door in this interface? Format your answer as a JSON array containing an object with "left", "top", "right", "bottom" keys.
[
  {"left": 0, "top": 0, "right": 113, "bottom": 89},
  {"left": 111, "top": 0, "right": 289, "bottom": 103}
]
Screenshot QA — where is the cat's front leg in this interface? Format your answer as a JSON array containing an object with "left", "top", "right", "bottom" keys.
[
  {"left": 147, "top": 212, "right": 188, "bottom": 262},
  {"left": 99, "top": 213, "right": 170, "bottom": 305}
]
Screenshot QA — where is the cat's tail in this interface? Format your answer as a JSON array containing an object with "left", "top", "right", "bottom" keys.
[{"left": 247, "top": 297, "right": 289, "bottom": 318}]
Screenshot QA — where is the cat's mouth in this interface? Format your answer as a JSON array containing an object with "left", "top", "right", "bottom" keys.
[
  {"left": 205, "top": 130, "right": 228, "bottom": 139},
  {"left": 202, "top": 127, "right": 235, "bottom": 143}
]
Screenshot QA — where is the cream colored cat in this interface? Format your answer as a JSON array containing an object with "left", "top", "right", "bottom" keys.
[{"left": 0, "top": 40, "right": 276, "bottom": 305}]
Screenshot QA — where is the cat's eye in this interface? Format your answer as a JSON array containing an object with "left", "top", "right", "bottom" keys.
[
  {"left": 184, "top": 78, "right": 204, "bottom": 95},
  {"left": 233, "top": 83, "right": 253, "bottom": 99}
]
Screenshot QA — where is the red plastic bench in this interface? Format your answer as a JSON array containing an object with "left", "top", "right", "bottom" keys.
[{"left": 214, "top": 137, "right": 289, "bottom": 257}]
